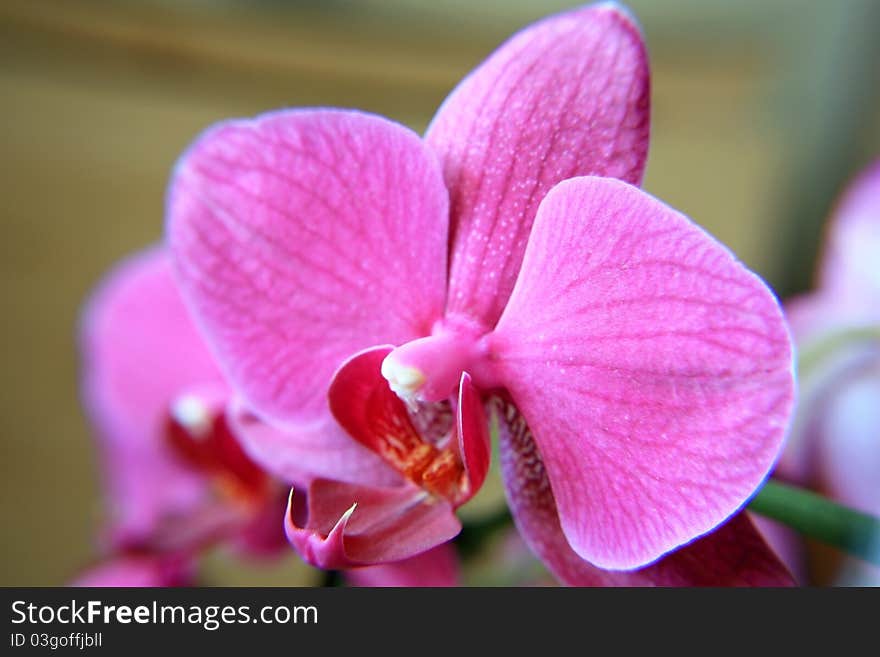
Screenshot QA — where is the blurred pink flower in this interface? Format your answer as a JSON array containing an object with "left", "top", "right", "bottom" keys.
[
  {"left": 78, "top": 247, "right": 288, "bottom": 576},
  {"left": 783, "top": 160, "right": 880, "bottom": 509},
  {"left": 766, "top": 160, "right": 880, "bottom": 584},
  {"left": 167, "top": 3, "right": 794, "bottom": 583},
  {"left": 77, "top": 247, "right": 457, "bottom": 586}
]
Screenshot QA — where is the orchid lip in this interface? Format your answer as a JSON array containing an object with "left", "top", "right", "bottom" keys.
[{"left": 329, "top": 346, "right": 490, "bottom": 507}]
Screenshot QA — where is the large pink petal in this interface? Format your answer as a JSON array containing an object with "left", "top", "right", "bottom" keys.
[
  {"left": 284, "top": 482, "right": 461, "bottom": 569},
  {"left": 167, "top": 110, "right": 449, "bottom": 428},
  {"left": 494, "top": 396, "right": 794, "bottom": 586},
  {"left": 491, "top": 177, "right": 795, "bottom": 569},
  {"left": 345, "top": 544, "right": 460, "bottom": 587},
  {"left": 426, "top": 3, "right": 650, "bottom": 328},
  {"left": 79, "top": 247, "right": 224, "bottom": 543}
]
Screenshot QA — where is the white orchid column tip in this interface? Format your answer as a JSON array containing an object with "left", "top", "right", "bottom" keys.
[
  {"left": 381, "top": 355, "right": 426, "bottom": 408},
  {"left": 170, "top": 393, "right": 212, "bottom": 438}
]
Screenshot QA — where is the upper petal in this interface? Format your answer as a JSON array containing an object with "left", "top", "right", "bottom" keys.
[
  {"left": 493, "top": 395, "right": 794, "bottom": 586},
  {"left": 79, "top": 247, "right": 223, "bottom": 542},
  {"left": 167, "top": 110, "right": 450, "bottom": 427},
  {"left": 426, "top": 2, "right": 650, "bottom": 328},
  {"left": 491, "top": 177, "right": 795, "bottom": 569}
]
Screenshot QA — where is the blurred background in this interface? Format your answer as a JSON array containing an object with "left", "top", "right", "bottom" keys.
[{"left": 1, "top": 0, "right": 879, "bottom": 585}]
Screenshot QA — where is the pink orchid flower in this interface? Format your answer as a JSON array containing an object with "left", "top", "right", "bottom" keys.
[
  {"left": 764, "top": 160, "right": 880, "bottom": 583},
  {"left": 167, "top": 3, "right": 795, "bottom": 583},
  {"left": 78, "top": 246, "right": 457, "bottom": 586}
]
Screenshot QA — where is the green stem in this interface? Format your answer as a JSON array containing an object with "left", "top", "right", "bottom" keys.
[{"left": 749, "top": 479, "right": 880, "bottom": 566}]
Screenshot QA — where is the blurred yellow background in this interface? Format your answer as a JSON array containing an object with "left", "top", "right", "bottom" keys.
[{"left": 1, "top": 0, "right": 878, "bottom": 585}]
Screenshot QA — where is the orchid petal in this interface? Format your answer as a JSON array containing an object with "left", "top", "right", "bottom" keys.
[
  {"left": 494, "top": 396, "right": 794, "bottom": 586},
  {"left": 227, "top": 399, "right": 399, "bottom": 489},
  {"left": 285, "top": 484, "right": 461, "bottom": 570},
  {"left": 492, "top": 177, "right": 794, "bottom": 569},
  {"left": 345, "top": 544, "right": 460, "bottom": 587},
  {"left": 426, "top": 3, "right": 650, "bottom": 327},
  {"left": 79, "top": 247, "right": 224, "bottom": 542},
  {"left": 167, "top": 110, "right": 449, "bottom": 427}
]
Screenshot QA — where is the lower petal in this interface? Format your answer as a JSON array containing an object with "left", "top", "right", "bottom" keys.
[
  {"left": 494, "top": 396, "right": 794, "bottom": 586},
  {"left": 492, "top": 177, "right": 795, "bottom": 569},
  {"left": 284, "top": 482, "right": 461, "bottom": 569}
]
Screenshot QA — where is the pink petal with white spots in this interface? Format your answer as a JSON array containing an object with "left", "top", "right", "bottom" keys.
[
  {"left": 426, "top": 2, "right": 650, "bottom": 327},
  {"left": 345, "top": 544, "right": 460, "bottom": 587},
  {"left": 284, "top": 483, "right": 461, "bottom": 569},
  {"left": 79, "top": 247, "right": 224, "bottom": 544},
  {"left": 167, "top": 110, "right": 449, "bottom": 428},
  {"left": 495, "top": 396, "right": 794, "bottom": 586},
  {"left": 491, "top": 177, "right": 794, "bottom": 569}
]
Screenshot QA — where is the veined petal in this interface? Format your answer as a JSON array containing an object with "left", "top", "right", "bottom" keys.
[
  {"left": 167, "top": 110, "right": 449, "bottom": 427},
  {"left": 492, "top": 177, "right": 795, "bottom": 569},
  {"left": 494, "top": 396, "right": 794, "bottom": 586},
  {"left": 426, "top": 2, "right": 650, "bottom": 328},
  {"left": 284, "top": 483, "right": 461, "bottom": 569},
  {"left": 345, "top": 544, "right": 460, "bottom": 587},
  {"left": 79, "top": 247, "right": 223, "bottom": 542}
]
